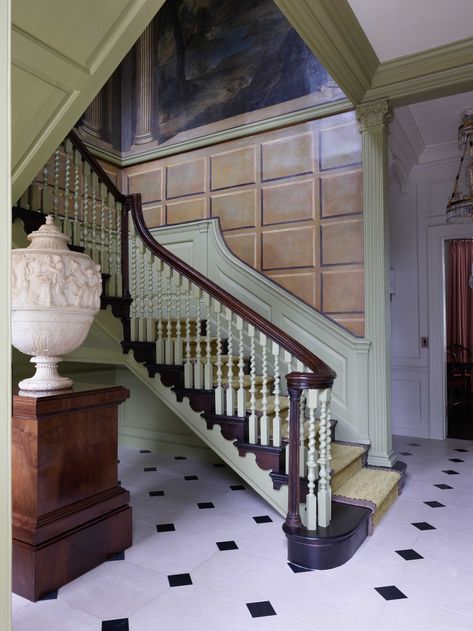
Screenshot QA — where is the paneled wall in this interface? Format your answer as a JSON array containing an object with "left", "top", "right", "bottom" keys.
[{"left": 119, "top": 112, "right": 364, "bottom": 336}]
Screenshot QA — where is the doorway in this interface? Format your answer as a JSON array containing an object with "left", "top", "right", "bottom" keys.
[{"left": 446, "top": 238, "right": 473, "bottom": 439}]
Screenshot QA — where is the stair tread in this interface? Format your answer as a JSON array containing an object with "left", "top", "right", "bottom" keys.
[
  {"left": 331, "top": 443, "right": 366, "bottom": 475},
  {"left": 335, "top": 467, "right": 401, "bottom": 509}
]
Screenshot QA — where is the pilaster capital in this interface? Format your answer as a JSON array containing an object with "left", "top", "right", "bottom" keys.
[{"left": 356, "top": 99, "right": 392, "bottom": 131}]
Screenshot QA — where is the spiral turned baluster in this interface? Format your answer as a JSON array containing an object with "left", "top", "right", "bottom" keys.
[
  {"left": 305, "top": 389, "right": 319, "bottom": 530},
  {"left": 248, "top": 324, "right": 257, "bottom": 443},
  {"left": 317, "top": 388, "right": 332, "bottom": 527},
  {"left": 214, "top": 301, "right": 224, "bottom": 414}
]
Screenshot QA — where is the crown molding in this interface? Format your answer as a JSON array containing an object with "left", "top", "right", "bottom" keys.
[
  {"left": 419, "top": 140, "right": 460, "bottom": 165},
  {"left": 389, "top": 106, "right": 424, "bottom": 180},
  {"left": 365, "top": 37, "right": 473, "bottom": 105},
  {"left": 273, "top": 0, "right": 378, "bottom": 105}
]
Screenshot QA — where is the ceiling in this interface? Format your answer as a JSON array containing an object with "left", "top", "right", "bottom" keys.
[{"left": 348, "top": 0, "right": 473, "bottom": 62}]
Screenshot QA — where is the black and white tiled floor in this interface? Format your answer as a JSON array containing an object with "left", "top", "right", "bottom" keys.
[{"left": 12, "top": 436, "right": 473, "bottom": 630}]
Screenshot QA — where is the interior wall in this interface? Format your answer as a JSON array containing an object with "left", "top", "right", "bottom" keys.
[
  {"left": 390, "top": 155, "right": 473, "bottom": 438},
  {"left": 115, "top": 111, "right": 365, "bottom": 336}
]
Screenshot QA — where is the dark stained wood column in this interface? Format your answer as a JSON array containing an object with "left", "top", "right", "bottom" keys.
[{"left": 12, "top": 384, "right": 132, "bottom": 601}]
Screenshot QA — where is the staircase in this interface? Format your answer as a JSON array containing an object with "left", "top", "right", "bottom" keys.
[{"left": 12, "top": 130, "right": 405, "bottom": 570}]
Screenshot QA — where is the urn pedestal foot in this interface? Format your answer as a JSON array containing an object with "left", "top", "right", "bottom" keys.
[{"left": 18, "top": 356, "right": 73, "bottom": 392}]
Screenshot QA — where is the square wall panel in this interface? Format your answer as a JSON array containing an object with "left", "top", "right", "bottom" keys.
[
  {"left": 266, "top": 271, "right": 317, "bottom": 308},
  {"left": 321, "top": 169, "right": 363, "bottom": 217},
  {"left": 331, "top": 316, "right": 365, "bottom": 337},
  {"left": 320, "top": 120, "right": 362, "bottom": 170},
  {"left": 210, "top": 146, "right": 256, "bottom": 190},
  {"left": 262, "top": 226, "right": 314, "bottom": 271},
  {"left": 127, "top": 168, "right": 162, "bottom": 203},
  {"left": 262, "top": 179, "right": 317, "bottom": 225},
  {"left": 322, "top": 268, "right": 364, "bottom": 313},
  {"left": 224, "top": 231, "right": 257, "bottom": 268},
  {"left": 211, "top": 189, "right": 257, "bottom": 230},
  {"left": 321, "top": 218, "right": 363, "bottom": 265},
  {"left": 166, "top": 158, "right": 206, "bottom": 199},
  {"left": 262, "top": 133, "right": 314, "bottom": 181},
  {"left": 143, "top": 204, "right": 163, "bottom": 228},
  {"left": 166, "top": 198, "right": 206, "bottom": 224}
]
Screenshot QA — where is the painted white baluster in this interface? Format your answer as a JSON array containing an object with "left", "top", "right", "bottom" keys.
[
  {"left": 193, "top": 287, "right": 203, "bottom": 388},
  {"left": 214, "top": 300, "right": 224, "bottom": 414},
  {"left": 183, "top": 278, "right": 192, "bottom": 387},
  {"left": 129, "top": 220, "right": 138, "bottom": 340},
  {"left": 284, "top": 351, "right": 293, "bottom": 474},
  {"left": 138, "top": 239, "right": 147, "bottom": 341},
  {"left": 174, "top": 271, "right": 183, "bottom": 364},
  {"left": 82, "top": 162, "right": 90, "bottom": 254},
  {"left": 236, "top": 317, "right": 246, "bottom": 417},
  {"left": 155, "top": 258, "right": 164, "bottom": 363},
  {"left": 248, "top": 324, "right": 257, "bottom": 443},
  {"left": 164, "top": 265, "right": 173, "bottom": 364},
  {"left": 106, "top": 193, "right": 115, "bottom": 294},
  {"left": 204, "top": 293, "right": 213, "bottom": 390},
  {"left": 225, "top": 308, "right": 235, "bottom": 415},
  {"left": 63, "top": 140, "right": 72, "bottom": 236},
  {"left": 299, "top": 389, "right": 307, "bottom": 477},
  {"left": 259, "top": 333, "right": 269, "bottom": 445},
  {"left": 317, "top": 388, "right": 332, "bottom": 527},
  {"left": 272, "top": 342, "right": 281, "bottom": 447},
  {"left": 53, "top": 149, "right": 60, "bottom": 220},
  {"left": 91, "top": 172, "right": 98, "bottom": 262},
  {"left": 72, "top": 148, "right": 81, "bottom": 247},
  {"left": 100, "top": 183, "right": 107, "bottom": 272},
  {"left": 305, "top": 389, "right": 319, "bottom": 530},
  {"left": 146, "top": 250, "right": 155, "bottom": 342},
  {"left": 41, "top": 162, "right": 49, "bottom": 213},
  {"left": 115, "top": 202, "right": 122, "bottom": 297}
]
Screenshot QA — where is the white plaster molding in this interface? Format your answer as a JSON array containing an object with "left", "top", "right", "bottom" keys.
[
  {"left": 389, "top": 105, "right": 424, "bottom": 182},
  {"left": 419, "top": 140, "right": 460, "bottom": 165}
]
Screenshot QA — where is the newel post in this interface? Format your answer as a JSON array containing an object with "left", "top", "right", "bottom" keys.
[{"left": 285, "top": 378, "right": 303, "bottom": 530}]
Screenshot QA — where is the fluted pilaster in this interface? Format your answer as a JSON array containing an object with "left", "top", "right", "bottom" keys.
[{"left": 134, "top": 23, "right": 154, "bottom": 145}]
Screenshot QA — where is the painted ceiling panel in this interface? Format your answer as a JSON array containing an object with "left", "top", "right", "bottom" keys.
[
  {"left": 348, "top": 0, "right": 473, "bottom": 61},
  {"left": 13, "top": 0, "right": 130, "bottom": 68}
]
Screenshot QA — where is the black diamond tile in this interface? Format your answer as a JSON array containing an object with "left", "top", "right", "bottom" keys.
[
  {"left": 174, "top": 456, "right": 187, "bottom": 460},
  {"left": 144, "top": 467, "right": 157, "bottom": 472},
  {"left": 117, "top": 480, "right": 121, "bottom": 486},
  {"left": 197, "top": 502, "right": 215, "bottom": 509},
  {"left": 407, "top": 442, "right": 421, "bottom": 446},
  {"left": 396, "top": 549, "right": 423, "bottom": 561},
  {"left": 168, "top": 573, "right": 192, "bottom": 587},
  {"left": 424, "top": 501, "right": 445, "bottom": 508},
  {"left": 39, "top": 589, "right": 58, "bottom": 600},
  {"left": 102, "top": 619, "right": 129, "bottom": 630},
  {"left": 184, "top": 475, "right": 199, "bottom": 480},
  {"left": 217, "top": 540, "right": 238, "bottom": 551},
  {"left": 375, "top": 586, "right": 407, "bottom": 601},
  {"left": 253, "top": 515, "right": 273, "bottom": 524},
  {"left": 412, "top": 521, "right": 436, "bottom": 531},
  {"left": 108, "top": 551, "right": 125, "bottom": 561},
  {"left": 247, "top": 601, "right": 277, "bottom": 618},
  {"left": 230, "top": 484, "right": 246, "bottom": 491},
  {"left": 117, "top": 459, "right": 120, "bottom": 464},
  {"left": 434, "top": 484, "right": 453, "bottom": 490},
  {"left": 288, "top": 562, "right": 313, "bottom": 573},
  {"left": 213, "top": 463, "right": 226, "bottom": 468},
  {"left": 442, "top": 469, "right": 460, "bottom": 475},
  {"left": 140, "top": 450, "right": 151, "bottom": 453},
  {"left": 449, "top": 458, "right": 465, "bottom": 463},
  {"left": 400, "top": 452, "right": 413, "bottom": 456},
  {"left": 149, "top": 490, "right": 165, "bottom": 497},
  {"left": 156, "top": 523, "right": 175, "bottom": 533},
  {"left": 454, "top": 448, "right": 469, "bottom": 452}
]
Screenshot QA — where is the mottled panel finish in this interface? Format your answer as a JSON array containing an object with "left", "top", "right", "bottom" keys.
[
  {"left": 127, "top": 169, "right": 162, "bottom": 203},
  {"left": 211, "top": 147, "right": 256, "bottom": 190},
  {"left": 121, "top": 111, "right": 365, "bottom": 336}
]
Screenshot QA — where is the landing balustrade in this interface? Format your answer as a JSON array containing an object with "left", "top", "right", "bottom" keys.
[{"left": 14, "top": 129, "right": 337, "bottom": 536}]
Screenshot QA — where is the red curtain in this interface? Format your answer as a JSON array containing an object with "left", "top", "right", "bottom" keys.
[{"left": 447, "top": 239, "right": 473, "bottom": 360}]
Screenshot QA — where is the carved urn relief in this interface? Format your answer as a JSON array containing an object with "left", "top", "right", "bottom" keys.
[{"left": 12, "top": 216, "right": 102, "bottom": 391}]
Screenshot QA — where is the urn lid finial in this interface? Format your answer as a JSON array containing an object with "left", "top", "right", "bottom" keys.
[{"left": 27, "top": 215, "right": 70, "bottom": 250}]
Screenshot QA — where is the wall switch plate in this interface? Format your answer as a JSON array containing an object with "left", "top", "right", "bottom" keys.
[{"left": 421, "top": 337, "right": 429, "bottom": 348}]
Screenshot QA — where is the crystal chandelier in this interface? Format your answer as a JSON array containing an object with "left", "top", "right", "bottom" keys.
[{"left": 446, "top": 109, "right": 473, "bottom": 224}]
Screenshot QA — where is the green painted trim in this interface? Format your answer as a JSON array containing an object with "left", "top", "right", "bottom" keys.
[
  {"left": 273, "top": 0, "right": 378, "bottom": 105},
  {"left": 366, "top": 36, "right": 473, "bottom": 105},
  {"left": 85, "top": 98, "right": 353, "bottom": 168}
]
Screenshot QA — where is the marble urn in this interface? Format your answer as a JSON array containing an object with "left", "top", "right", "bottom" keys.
[{"left": 12, "top": 215, "right": 102, "bottom": 391}]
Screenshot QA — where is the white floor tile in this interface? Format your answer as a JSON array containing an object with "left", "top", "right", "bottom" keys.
[{"left": 13, "top": 600, "right": 99, "bottom": 631}]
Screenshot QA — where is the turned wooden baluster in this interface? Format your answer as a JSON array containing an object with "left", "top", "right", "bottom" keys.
[
  {"left": 174, "top": 271, "right": 183, "bottom": 364},
  {"left": 91, "top": 172, "right": 98, "bottom": 262},
  {"left": 193, "top": 287, "right": 203, "bottom": 387},
  {"left": 72, "top": 148, "right": 81, "bottom": 247},
  {"left": 259, "top": 333, "right": 269, "bottom": 445},
  {"left": 52, "top": 149, "right": 60, "bottom": 221},
  {"left": 248, "top": 324, "right": 257, "bottom": 443},
  {"left": 41, "top": 162, "right": 49, "bottom": 213},
  {"left": 225, "top": 308, "right": 235, "bottom": 415},
  {"left": 146, "top": 250, "right": 155, "bottom": 342},
  {"left": 317, "top": 388, "right": 332, "bottom": 527},
  {"left": 155, "top": 259, "right": 164, "bottom": 363},
  {"left": 164, "top": 265, "right": 173, "bottom": 364},
  {"left": 272, "top": 341, "right": 281, "bottom": 448},
  {"left": 138, "top": 240, "right": 147, "bottom": 341},
  {"left": 115, "top": 202, "right": 123, "bottom": 298},
  {"left": 99, "top": 183, "right": 107, "bottom": 273},
  {"left": 214, "top": 300, "right": 224, "bottom": 414},
  {"left": 82, "top": 162, "right": 90, "bottom": 255},
  {"left": 305, "top": 389, "right": 319, "bottom": 530},
  {"left": 204, "top": 293, "right": 213, "bottom": 389},
  {"left": 183, "top": 278, "right": 192, "bottom": 387},
  {"left": 284, "top": 351, "right": 293, "bottom": 474},
  {"left": 285, "top": 380, "right": 303, "bottom": 530},
  {"left": 129, "top": 220, "right": 138, "bottom": 338},
  {"left": 63, "top": 140, "right": 72, "bottom": 236},
  {"left": 236, "top": 316, "right": 246, "bottom": 418}
]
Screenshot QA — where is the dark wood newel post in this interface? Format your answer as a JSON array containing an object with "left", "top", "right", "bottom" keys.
[{"left": 285, "top": 378, "right": 303, "bottom": 530}]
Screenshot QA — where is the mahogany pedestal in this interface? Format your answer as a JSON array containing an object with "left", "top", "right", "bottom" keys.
[{"left": 12, "top": 384, "right": 132, "bottom": 601}]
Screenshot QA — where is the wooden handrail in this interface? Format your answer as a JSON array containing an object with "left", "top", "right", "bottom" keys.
[{"left": 127, "top": 192, "right": 336, "bottom": 389}]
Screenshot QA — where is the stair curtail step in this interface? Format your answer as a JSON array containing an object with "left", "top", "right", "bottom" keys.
[
  {"left": 334, "top": 467, "right": 401, "bottom": 527},
  {"left": 331, "top": 443, "right": 367, "bottom": 493}
]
